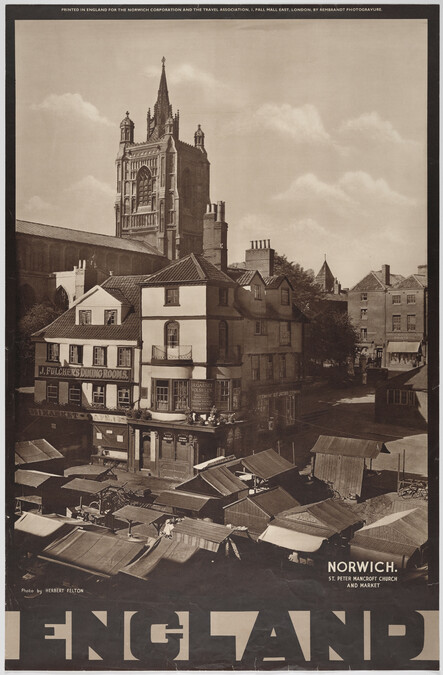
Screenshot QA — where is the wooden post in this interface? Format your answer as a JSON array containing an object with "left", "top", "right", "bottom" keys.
[
  {"left": 397, "top": 453, "right": 401, "bottom": 493},
  {"left": 128, "top": 520, "right": 133, "bottom": 537},
  {"left": 292, "top": 441, "right": 295, "bottom": 465},
  {"left": 277, "top": 440, "right": 281, "bottom": 455}
]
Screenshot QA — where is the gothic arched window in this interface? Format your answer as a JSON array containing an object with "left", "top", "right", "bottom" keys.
[{"left": 137, "top": 166, "right": 152, "bottom": 207}]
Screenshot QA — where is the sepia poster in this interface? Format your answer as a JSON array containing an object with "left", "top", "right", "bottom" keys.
[{"left": 5, "top": 4, "right": 439, "bottom": 671}]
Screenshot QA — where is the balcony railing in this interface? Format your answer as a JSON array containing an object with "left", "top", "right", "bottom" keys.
[{"left": 152, "top": 345, "right": 193, "bottom": 362}]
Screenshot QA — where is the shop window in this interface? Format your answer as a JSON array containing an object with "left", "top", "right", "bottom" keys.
[
  {"left": 165, "top": 321, "right": 179, "bottom": 347},
  {"left": 407, "top": 315, "right": 416, "bottom": 331},
  {"left": 104, "top": 309, "right": 117, "bottom": 325},
  {"left": 93, "top": 346, "right": 107, "bottom": 366},
  {"left": 392, "top": 315, "right": 401, "bottom": 331},
  {"left": 279, "top": 321, "right": 291, "bottom": 346},
  {"left": 117, "top": 347, "right": 132, "bottom": 367},
  {"left": 165, "top": 287, "right": 179, "bottom": 306},
  {"left": 392, "top": 295, "right": 401, "bottom": 305},
  {"left": 47, "top": 343, "right": 60, "bottom": 362},
  {"left": 173, "top": 380, "right": 188, "bottom": 411},
  {"left": 360, "top": 308, "right": 367, "bottom": 320},
  {"left": 407, "top": 294, "right": 416, "bottom": 304},
  {"left": 279, "top": 354, "right": 287, "bottom": 379},
  {"left": 281, "top": 288, "right": 290, "bottom": 305},
  {"left": 253, "top": 284, "right": 262, "bottom": 301},
  {"left": 92, "top": 384, "right": 106, "bottom": 407},
  {"left": 219, "top": 321, "right": 228, "bottom": 359},
  {"left": 46, "top": 383, "right": 58, "bottom": 403},
  {"left": 251, "top": 355, "right": 260, "bottom": 381},
  {"left": 117, "top": 387, "right": 131, "bottom": 408},
  {"left": 68, "top": 384, "right": 81, "bottom": 405},
  {"left": 155, "top": 380, "right": 169, "bottom": 411},
  {"left": 360, "top": 328, "right": 367, "bottom": 340},
  {"left": 265, "top": 355, "right": 274, "bottom": 380},
  {"left": 219, "top": 287, "right": 228, "bottom": 306},
  {"left": 360, "top": 293, "right": 368, "bottom": 301},
  {"left": 78, "top": 310, "right": 91, "bottom": 325},
  {"left": 69, "top": 345, "right": 83, "bottom": 365}
]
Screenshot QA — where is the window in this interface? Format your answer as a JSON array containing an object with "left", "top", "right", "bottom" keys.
[
  {"left": 407, "top": 315, "right": 416, "bottom": 331},
  {"left": 137, "top": 166, "right": 152, "bottom": 207},
  {"left": 360, "top": 293, "right": 368, "bottom": 301},
  {"left": 218, "top": 287, "right": 228, "bottom": 306},
  {"left": 104, "top": 309, "right": 117, "bottom": 325},
  {"left": 253, "top": 284, "right": 262, "bottom": 300},
  {"left": 79, "top": 310, "right": 91, "bottom": 325},
  {"left": 165, "top": 321, "right": 179, "bottom": 348},
  {"left": 165, "top": 287, "right": 179, "bottom": 306},
  {"left": 93, "top": 346, "right": 107, "bottom": 366},
  {"left": 407, "top": 294, "right": 416, "bottom": 304},
  {"left": 360, "top": 308, "right": 367, "bottom": 320},
  {"left": 279, "top": 321, "right": 291, "bottom": 346},
  {"left": 254, "top": 320, "right": 266, "bottom": 336},
  {"left": 219, "top": 321, "right": 228, "bottom": 359},
  {"left": 279, "top": 354, "right": 287, "bottom": 379},
  {"left": 360, "top": 328, "right": 367, "bottom": 340},
  {"left": 251, "top": 355, "right": 260, "bottom": 381},
  {"left": 68, "top": 384, "right": 81, "bottom": 405},
  {"left": 92, "top": 384, "right": 105, "bottom": 407},
  {"left": 173, "top": 380, "right": 188, "bottom": 411},
  {"left": 69, "top": 345, "right": 83, "bottom": 365},
  {"left": 47, "top": 343, "right": 59, "bottom": 362},
  {"left": 117, "top": 387, "right": 131, "bottom": 408},
  {"left": 387, "top": 389, "right": 415, "bottom": 406},
  {"left": 46, "top": 383, "right": 58, "bottom": 403},
  {"left": 392, "top": 295, "right": 401, "bottom": 305},
  {"left": 216, "top": 380, "right": 230, "bottom": 408},
  {"left": 392, "top": 315, "right": 401, "bottom": 331},
  {"left": 281, "top": 288, "right": 290, "bottom": 305},
  {"left": 265, "top": 355, "right": 274, "bottom": 380},
  {"left": 155, "top": 380, "right": 169, "bottom": 411},
  {"left": 117, "top": 347, "right": 132, "bottom": 367}
]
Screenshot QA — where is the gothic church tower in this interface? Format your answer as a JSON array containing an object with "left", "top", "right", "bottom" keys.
[{"left": 115, "top": 58, "right": 210, "bottom": 259}]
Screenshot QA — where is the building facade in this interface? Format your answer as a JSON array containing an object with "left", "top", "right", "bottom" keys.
[
  {"left": 348, "top": 264, "right": 427, "bottom": 369},
  {"left": 115, "top": 58, "right": 210, "bottom": 260}
]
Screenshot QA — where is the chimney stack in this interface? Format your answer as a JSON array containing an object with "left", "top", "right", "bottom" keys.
[
  {"left": 381, "top": 264, "right": 390, "bottom": 286},
  {"left": 202, "top": 201, "right": 228, "bottom": 272},
  {"left": 245, "top": 239, "right": 275, "bottom": 277}
]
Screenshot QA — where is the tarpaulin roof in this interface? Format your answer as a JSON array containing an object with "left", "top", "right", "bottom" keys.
[
  {"left": 172, "top": 518, "right": 233, "bottom": 544},
  {"left": 62, "top": 478, "right": 115, "bottom": 494},
  {"left": 310, "top": 435, "right": 388, "bottom": 458},
  {"left": 154, "top": 490, "right": 217, "bottom": 512},
  {"left": 386, "top": 341, "right": 421, "bottom": 354},
  {"left": 259, "top": 524, "right": 325, "bottom": 553},
  {"left": 112, "top": 505, "right": 168, "bottom": 525},
  {"left": 194, "top": 455, "right": 237, "bottom": 471},
  {"left": 199, "top": 465, "right": 246, "bottom": 496},
  {"left": 356, "top": 507, "right": 427, "bottom": 547},
  {"left": 276, "top": 499, "right": 362, "bottom": 538},
  {"left": 15, "top": 469, "right": 60, "bottom": 488},
  {"left": 39, "top": 528, "right": 145, "bottom": 578},
  {"left": 120, "top": 537, "right": 199, "bottom": 580},
  {"left": 241, "top": 449, "right": 296, "bottom": 479},
  {"left": 15, "top": 439, "right": 63, "bottom": 466},
  {"left": 14, "top": 512, "right": 74, "bottom": 538},
  {"left": 247, "top": 487, "right": 300, "bottom": 516},
  {"left": 64, "top": 465, "right": 111, "bottom": 479}
]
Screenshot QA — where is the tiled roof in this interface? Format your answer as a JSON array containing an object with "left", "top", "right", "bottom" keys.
[
  {"left": 235, "top": 270, "right": 260, "bottom": 286},
  {"left": 33, "top": 274, "right": 145, "bottom": 341},
  {"left": 263, "top": 275, "right": 286, "bottom": 289},
  {"left": 351, "top": 270, "right": 404, "bottom": 292},
  {"left": 16, "top": 220, "right": 165, "bottom": 257},
  {"left": 143, "top": 253, "right": 234, "bottom": 285},
  {"left": 393, "top": 274, "right": 428, "bottom": 290}
]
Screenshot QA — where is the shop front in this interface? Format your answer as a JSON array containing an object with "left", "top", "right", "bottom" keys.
[
  {"left": 386, "top": 341, "right": 423, "bottom": 370},
  {"left": 91, "top": 412, "right": 129, "bottom": 467},
  {"left": 255, "top": 385, "right": 300, "bottom": 433},
  {"left": 27, "top": 407, "right": 91, "bottom": 459}
]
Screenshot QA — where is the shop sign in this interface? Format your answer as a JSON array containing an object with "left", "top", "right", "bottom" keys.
[
  {"left": 91, "top": 412, "right": 128, "bottom": 424},
  {"left": 190, "top": 380, "right": 214, "bottom": 411},
  {"left": 162, "top": 433, "right": 174, "bottom": 442},
  {"left": 257, "top": 390, "right": 300, "bottom": 401},
  {"left": 38, "top": 365, "right": 131, "bottom": 382},
  {"left": 178, "top": 435, "right": 188, "bottom": 444},
  {"left": 29, "top": 408, "right": 89, "bottom": 420}
]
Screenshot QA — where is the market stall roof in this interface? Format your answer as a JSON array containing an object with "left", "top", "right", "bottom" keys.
[
  {"left": 61, "top": 478, "right": 116, "bottom": 494},
  {"left": 15, "top": 439, "right": 63, "bottom": 466},
  {"left": 112, "top": 505, "right": 169, "bottom": 525},
  {"left": 120, "top": 537, "right": 199, "bottom": 580},
  {"left": 15, "top": 495, "right": 43, "bottom": 506},
  {"left": 259, "top": 524, "right": 325, "bottom": 553},
  {"left": 39, "top": 528, "right": 145, "bottom": 578},
  {"left": 154, "top": 490, "right": 217, "bottom": 512},
  {"left": 386, "top": 341, "right": 421, "bottom": 353},
  {"left": 172, "top": 518, "right": 233, "bottom": 545},
  {"left": 275, "top": 499, "right": 362, "bottom": 538},
  {"left": 310, "top": 435, "right": 388, "bottom": 459},
  {"left": 354, "top": 507, "right": 427, "bottom": 547},
  {"left": 64, "top": 465, "right": 112, "bottom": 479},
  {"left": 244, "top": 487, "right": 300, "bottom": 517},
  {"left": 14, "top": 512, "right": 74, "bottom": 538},
  {"left": 193, "top": 455, "right": 237, "bottom": 471},
  {"left": 241, "top": 449, "right": 297, "bottom": 479},
  {"left": 197, "top": 465, "right": 246, "bottom": 496},
  {"left": 15, "top": 469, "right": 60, "bottom": 488}
]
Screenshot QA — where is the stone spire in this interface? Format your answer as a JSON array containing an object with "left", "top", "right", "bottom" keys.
[{"left": 147, "top": 57, "right": 171, "bottom": 141}]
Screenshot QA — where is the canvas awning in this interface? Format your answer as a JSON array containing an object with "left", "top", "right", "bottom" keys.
[
  {"left": 112, "top": 505, "right": 168, "bottom": 525},
  {"left": 258, "top": 524, "right": 325, "bottom": 553},
  {"left": 386, "top": 342, "right": 421, "bottom": 353},
  {"left": 15, "top": 512, "right": 73, "bottom": 538}
]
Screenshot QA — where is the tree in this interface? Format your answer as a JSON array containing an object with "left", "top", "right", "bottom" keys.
[
  {"left": 306, "top": 307, "right": 358, "bottom": 367},
  {"left": 274, "top": 254, "right": 324, "bottom": 313},
  {"left": 16, "top": 302, "right": 64, "bottom": 385}
]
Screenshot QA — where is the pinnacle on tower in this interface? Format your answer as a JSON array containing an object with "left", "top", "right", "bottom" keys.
[{"left": 147, "top": 57, "right": 172, "bottom": 141}]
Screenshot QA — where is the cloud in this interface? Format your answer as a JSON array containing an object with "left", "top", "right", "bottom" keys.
[
  {"left": 338, "top": 171, "right": 416, "bottom": 206},
  {"left": 255, "top": 103, "right": 331, "bottom": 144},
  {"left": 145, "top": 62, "right": 224, "bottom": 92},
  {"left": 339, "top": 111, "right": 419, "bottom": 147},
  {"left": 274, "top": 173, "right": 355, "bottom": 216},
  {"left": 21, "top": 195, "right": 57, "bottom": 215},
  {"left": 31, "top": 93, "right": 114, "bottom": 127},
  {"left": 66, "top": 175, "right": 114, "bottom": 198}
]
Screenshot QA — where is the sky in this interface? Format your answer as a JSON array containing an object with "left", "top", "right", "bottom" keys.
[{"left": 15, "top": 18, "right": 427, "bottom": 288}]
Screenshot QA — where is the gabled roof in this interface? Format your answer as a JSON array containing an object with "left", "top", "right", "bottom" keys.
[
  {"left": 32, "top": 274, "right": 145, "bottom": 341},
  {"left": 275, "top": 499, "right": 362, "bottom": 538},
  {"left": 378, "top": 365, "right": 427, "bottom": 391},
  {"left": 393, "top": 274, "right": 428, "bottom": 290},
  {"left": 351, "top": 506, "right": 427, "bottom": 549},
  {"left": 15, "top": 469, "right": 61, "bottom": 488},
  {"left": 263, "top": 274, "right": 293, "bottom": 290},
  {"left": 15, "top": 439, "right": 63, "bottom": 466},
  {"left": 154, "top": 490, "right": 217, "bottom": 512},
  {"left": 173, "top": 517, "right": 233, "bottom": 544},
  {"left": 198, "top": 465, "right": 246, "bottom": 496},
  {"left": 241, "top": 449, "right": 297, "bottom": 480},
  {"left": 351, "top": 270, "right": 404, "bottom": 292},
  {"left": 310, "top": 435, "right": 388, "bottom": 459},
  {"left": 240, "top": 487, "right": 300, "bottom": 517},
  {"left": 235, "top": 270, "right": 263, "bottom": 287},
  {"left": 62, "top": 478, "right": 116, "bottom": 494},
  {"left": 16, "top": 219, "right": 165, "bottom": 257},
  {"left": 142, "top": 253, "right": 234, "bottom": 285}
]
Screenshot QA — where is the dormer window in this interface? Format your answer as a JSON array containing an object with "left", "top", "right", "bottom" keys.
[
  {"left": 281, "top": 288, "right": 290, "bottom": 305},
  {"left": 105, "top": 309, "right": 117, "bottom": 325},
  {"left": 165, "top": 287, "right": 179, "bottom": 306},
  {"left": 253, "top": 284, "right": 262, "bottom": 301},
  {"left": 79, "top": 310, "right": 91, "bottom": 325}
]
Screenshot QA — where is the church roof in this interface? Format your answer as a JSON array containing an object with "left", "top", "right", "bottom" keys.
[
  {"left": 315, "top": 259, "right": 335, "bottom": 292},
  {"left": 142, "top": 253, "right": 235, "bottom": 285},
  {"left": 16, "top": 220, "right": 165, "bottom": 258}
]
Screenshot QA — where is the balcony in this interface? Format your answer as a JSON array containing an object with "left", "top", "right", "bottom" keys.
[{"left": 152, "top": 345, "right": 193, "bottom": 363}]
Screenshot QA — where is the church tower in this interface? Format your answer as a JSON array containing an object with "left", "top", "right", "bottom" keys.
[{"left": 115, "top": 58, "right": 210, "bottom": 259}]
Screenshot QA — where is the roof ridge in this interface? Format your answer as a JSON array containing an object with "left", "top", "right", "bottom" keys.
[{"left": 190, "top": 253, "right": 207, "bottom": 280}]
